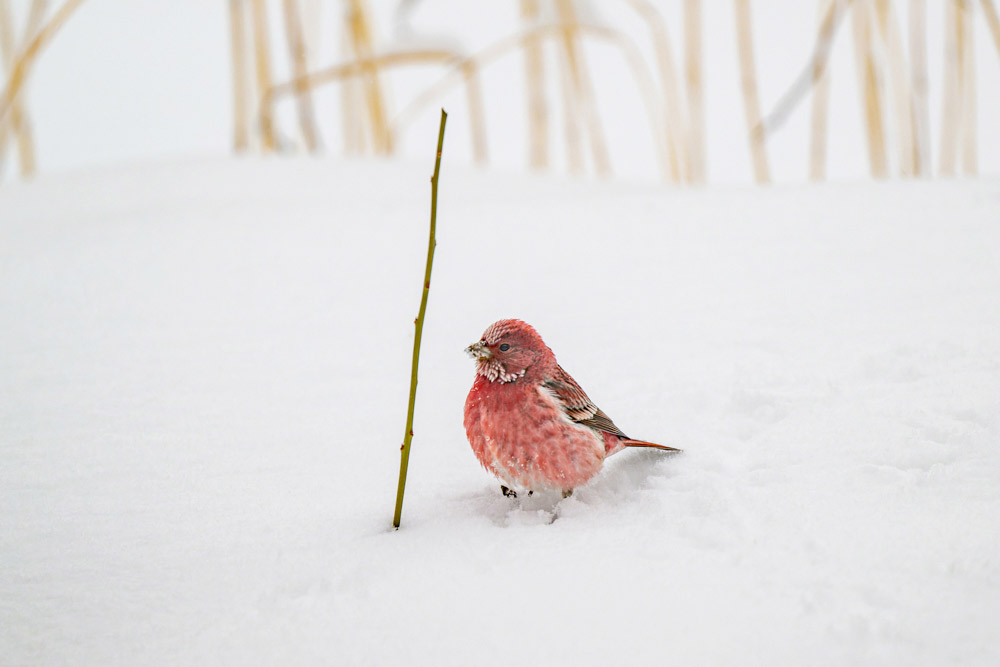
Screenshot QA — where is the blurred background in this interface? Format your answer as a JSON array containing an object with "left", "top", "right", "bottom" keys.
[{"left": 1, "top": 0, "right": 998, "bottom": 185}]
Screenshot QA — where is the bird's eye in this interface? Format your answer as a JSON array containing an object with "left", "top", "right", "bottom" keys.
[{"left": 499, "top": 343, "right": 510, "bottom": 352}]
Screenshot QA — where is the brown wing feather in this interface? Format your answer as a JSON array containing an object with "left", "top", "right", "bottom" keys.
[{"left": 542, "top": 365, "right": 630, "bottom": 438}]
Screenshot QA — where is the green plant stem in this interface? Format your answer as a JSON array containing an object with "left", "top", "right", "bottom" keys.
[{"left": 393, "top": 108, "right": 447, "bottom": 529}]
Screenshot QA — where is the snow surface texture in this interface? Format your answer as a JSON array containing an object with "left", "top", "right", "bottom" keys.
[{"left": 2, "top": 158, "right": 999, "bottom": 665}]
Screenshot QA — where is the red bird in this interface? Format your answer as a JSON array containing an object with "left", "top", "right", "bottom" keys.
[{"left": 463, "top": 319, "right": 678, "bottom": 498}]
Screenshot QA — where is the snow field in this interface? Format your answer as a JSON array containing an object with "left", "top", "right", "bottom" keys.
[{"left": 2, "top": 157, "right": 999, "bottom": 664}]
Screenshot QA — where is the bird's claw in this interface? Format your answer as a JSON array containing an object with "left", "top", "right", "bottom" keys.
[
  {"left": 500, "top": 485, "right": 532, "bottom": 498},
  {"left": 562, "top": 489, "right": 573, "bottom": 499}
]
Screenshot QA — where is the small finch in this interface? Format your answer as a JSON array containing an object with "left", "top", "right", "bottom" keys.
[{"left": 463, "top": 319, "right": 678, "bottom": 498}]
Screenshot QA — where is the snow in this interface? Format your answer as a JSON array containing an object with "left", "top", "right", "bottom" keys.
[{"left": 2, "top": 156, "right": 999, "bottom": 664}]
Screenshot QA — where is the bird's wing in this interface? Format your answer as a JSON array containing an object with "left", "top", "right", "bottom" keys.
[{"left": 542, "top": 365, "right": 629, "bottom": 438}]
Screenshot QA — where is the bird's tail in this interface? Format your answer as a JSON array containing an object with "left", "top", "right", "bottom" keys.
[{"left": 622, "top": 439, "right": 681, "bottom": 452}]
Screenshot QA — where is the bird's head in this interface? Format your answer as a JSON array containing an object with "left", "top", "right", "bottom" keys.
[{"left": 465, "top": 319, "right": 553, "bottom": 383}]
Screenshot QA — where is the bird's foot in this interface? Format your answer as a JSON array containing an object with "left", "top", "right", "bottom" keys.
[
  {"left": 500, "top": 485, "right": 532, "bottom": 498},
  {"left": 562, "top": 489, "right": 573, "bottom": 499}
]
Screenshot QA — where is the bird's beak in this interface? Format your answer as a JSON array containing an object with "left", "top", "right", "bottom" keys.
[{"left": 465, "top": 341, "right": 491, "bottom": 360}]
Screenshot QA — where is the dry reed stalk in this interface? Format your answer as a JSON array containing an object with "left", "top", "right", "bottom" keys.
[
  {"left": 385, "top": 24, "right": 665, "bottom": 180},
  {"left": 555, "top": 30, "right": 585, "bottom": 174},
  {"left": 939, "top": 0, "right": 960, "bottom": 175},
  {"left": 684, "top": 0, "right": 705, "bottom": 182},
  {"left": 341, "top": 74, "right": 364, "bottom": 154},
  {"left": 982, "top": 0, "right": 1000, "bottom": 57},
  {"left": 461, "top": 60, "right": 488, "bottom": 163},
  {"left": 555, "top": 0, "right": 611, "bottom": 176},
  {"left": 763, "top": 0, "right": 847, "bottom": 143},
  {"left": 20, "top": 0, "right": 49, "bottom": 45},
  {"left": 0, "top": 0, "right": 41, "bottom": 176},
  {"left": 282, "top": 0, "right": 319, "bottom": 151},
  {"left": 0, "top": 1, "right": 11, "bottom": 59},
  {"left": 267, "top": 49, "right": 459, "bottom": 105},
  {"left": 626, "top": 0, "right": 688, "bottom": 182},
  {"left": 734, "top": 0, "right": 770, "bottom": 183},
  {"left": 850, "top": 0, "right": 888, "bottom": 178},
  {"left": 228, "top": 0, "right": 250, "bottom": 151},
  {"left": 958, "top": 0, "right": 977, "bottom": 174},
  {"left": 520, "top": 0, "right": 549, "bottom": 169},
  {"left": 346, "top": 0, "right": 391, "bottom": 154},
  {"left": 265, "top": 48, "right": 466, "bottom": 154},
  {"left": 909, "top": 0, "right": 931, "bottom": 175},
  {"left": 337, "top": 13, "right": 364, "bottom": 154},
  {"left": 0, "top": 0, "right": 86, "bottom": 131},
  {"left": 249, "top": 0, "right": 276, "bottom": 151},
  {"left": 582, "top": 23, "right": 671, "bottom": 181},
  {"left": 596, "top": 21, "right": 672, "bottom": 182},
  {"left": 0, "top": 0, "right": 48, "bottom": 177},
  {"left": 0, "top": 0, "right": 15, "bottom": 175},
  {"left": 17, "top": 0, "right": 49, "bottom": 172},
  {"left": 873, "top": 0, "right": 916, "bottom": 176},
  {"left": 0, "top": 1, "right": 11, "bottom": 97},
  {"left": 809, "top": 0, "right": 838, "bottom": 180},
  {"left": 301, "top": 0, "right": 321, "bottom": 63}
]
